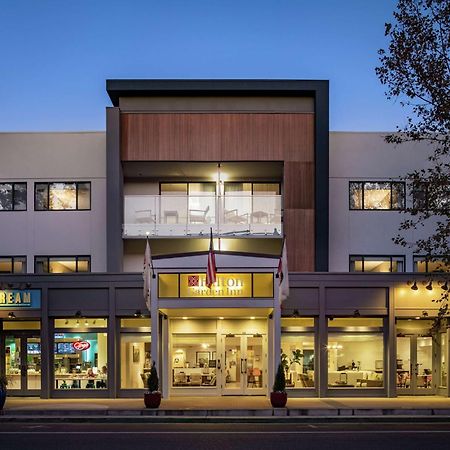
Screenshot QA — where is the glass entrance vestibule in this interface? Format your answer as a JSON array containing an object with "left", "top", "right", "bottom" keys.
[{"left": 168, "top": 318, "right": 268, "bottom": 396}]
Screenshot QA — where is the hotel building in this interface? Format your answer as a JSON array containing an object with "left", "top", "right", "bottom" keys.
[{"left": 0, "top": 80, "right": 448, "bottom": 399}]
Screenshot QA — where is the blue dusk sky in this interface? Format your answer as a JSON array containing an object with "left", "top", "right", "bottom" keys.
[{"left": 1, "top": 0, "right": 405, "bottom": 132}]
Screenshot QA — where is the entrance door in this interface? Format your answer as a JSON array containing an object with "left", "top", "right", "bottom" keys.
[
  {"left": 221, "top": 334, "right": 267, "bottom": 395},
  {"left": 396, "top": 335, "right": 435, "bottom": 395},
  {"left": 4, "top": 334, "right": 41, "bottom": 395}
]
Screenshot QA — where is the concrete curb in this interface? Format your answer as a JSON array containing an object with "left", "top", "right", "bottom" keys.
[{"left": 2, "top": 408, "right": 450, "bottom": 420}]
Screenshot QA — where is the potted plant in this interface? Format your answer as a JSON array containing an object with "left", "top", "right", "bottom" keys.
[
  {"left": 270, "top": 363, "right": 287, "bottom": 408},
  {"left": 0, "top": 374, "right": 8, "bottom": 411},
  {"left": 144, "top": 362, "right": 161, "bottom": 408}
]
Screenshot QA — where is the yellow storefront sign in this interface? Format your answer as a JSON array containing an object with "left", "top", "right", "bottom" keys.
[{"left": 158, "top": 273, "right": 273, "bottom": 299}]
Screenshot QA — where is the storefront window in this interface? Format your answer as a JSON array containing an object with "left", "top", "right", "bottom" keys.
[
  {"left": 327, "top": 318, "right": 384, "bottom": 388},
  {"left": 441, "top": 333, "right": 448, "bottom": 388},
  {"left": 120, "top": 318, "right": 151, "bottom": 389},
  {"left": 54, "top": 330, "right": 108, "bottom": 390},
  {"left": 171, "top": 334, "right": 217, "bottom": 388},
  {"left": 281, "top": 333, "right": 315, "bottom": 388}
]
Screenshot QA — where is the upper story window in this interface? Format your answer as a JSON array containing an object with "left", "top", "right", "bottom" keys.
[
  {"left": 413, "top": 182, "right": 450, "bottom": 212},
  {"left": 413, "top": 256, "right": 449, "bottom": 273},
  {"left": 160, "top": 182, "right": 216, "bottom": 195},
  {"left": 35, "top": 256, "right": 91, "bottom": 274},
  {"left": 350, "top": 255, "right": 405, "bottom": 272},
  {"left": 0, "top": 256, "right": 26, "bottom": 274},
  {"left": 224, "top": 182, "right": 280, "bottom": 195},
  {"left": 349, "top": 181, "right": 405, "bottom": 210},
  {"left": 0, "top": 183, "right": 27, "bottom": 211},
  {"left": 34, "top": 182, "right": 91, "bottom": 211}
]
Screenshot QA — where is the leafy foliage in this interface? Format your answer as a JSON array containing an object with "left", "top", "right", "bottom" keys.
[
  {"left": 147, "top": 361, "right": 159, "bottom": 392},
  {"left": 376, "top": 0, "right": 450, "bottom": 322},
  {"left": 0, "top": 374, "right": 8, "bottom": 391},
  {"left": 273, "top": 363, "right": 286, "bottom": 392}
]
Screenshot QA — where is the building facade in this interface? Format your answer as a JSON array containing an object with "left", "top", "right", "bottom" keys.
[{"left": 0, "top": 80, "right": 448, "bottom": 399}]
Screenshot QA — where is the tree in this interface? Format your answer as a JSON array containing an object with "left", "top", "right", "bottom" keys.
[{"left": 376, "top": 0, "right": 450, "bottom": 321}]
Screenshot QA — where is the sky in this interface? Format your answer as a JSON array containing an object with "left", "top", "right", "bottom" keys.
[{"left": 0, "top": 0, "right": 405, "bottom": 132}]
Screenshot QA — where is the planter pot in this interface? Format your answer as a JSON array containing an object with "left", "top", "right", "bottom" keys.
[
  {"left": 270, "top": 391, "right": 287, "bottom": 408},
  {"left": 0, "top": 390, "right": 6, "bottom": 410},
  {"left": 144, "top": 391, "right": 162, "bottom": 409}
]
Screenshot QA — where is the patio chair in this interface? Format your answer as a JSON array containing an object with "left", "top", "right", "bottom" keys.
[{"left": 188, "top": 205, "right": 210, "bottom": 224}]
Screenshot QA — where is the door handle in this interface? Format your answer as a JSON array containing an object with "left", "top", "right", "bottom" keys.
[
  {"left": 240, "top": 358, "right": 245, "bottom": 374},
  {"left": 217, "top": 359, "right": 221, "bottom": 370}
]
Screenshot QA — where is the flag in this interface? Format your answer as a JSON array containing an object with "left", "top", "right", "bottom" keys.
[
  {"left": 277, "top": 237, "right": 289, "bottom": 302},
  {"left": 143, "top": 239, "right": 153, "bottom": 311},
  {"left": 206, "top": 229, "right": 217, "bottom": 288}
]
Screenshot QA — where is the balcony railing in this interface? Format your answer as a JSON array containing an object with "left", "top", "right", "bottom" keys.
[{"left": 123, "top": 195, "right": 282, "bottom": 237}]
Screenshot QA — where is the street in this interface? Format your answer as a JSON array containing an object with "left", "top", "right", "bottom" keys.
[{"left": 1, "top": 421, "right": 450, "bottom": 450}]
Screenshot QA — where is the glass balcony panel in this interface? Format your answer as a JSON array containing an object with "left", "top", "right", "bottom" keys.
[{"left": 123, "top": 194, "right": 282, "bottom": 237}]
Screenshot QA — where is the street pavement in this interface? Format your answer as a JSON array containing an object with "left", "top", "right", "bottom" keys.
[{"left": 1, "top": 421, "right": 450, "bottom": 450}]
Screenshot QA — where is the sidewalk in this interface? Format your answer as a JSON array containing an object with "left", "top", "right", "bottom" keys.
[{"left": 2, "top": 396, "right": 450, "bottom": 419}]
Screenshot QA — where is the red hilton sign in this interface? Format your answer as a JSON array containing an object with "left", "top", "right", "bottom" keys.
[{"left": 72, "top": 341, "right": 90, "bottom": 351}]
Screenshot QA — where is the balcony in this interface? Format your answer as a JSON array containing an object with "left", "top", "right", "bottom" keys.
[{"left": 123, "top": 195, "right": 282, "bottom": 237}]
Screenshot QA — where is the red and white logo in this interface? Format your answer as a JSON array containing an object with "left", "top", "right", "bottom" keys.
[{"left": 72, "top": 341, "right": 90, "bottom": 351}]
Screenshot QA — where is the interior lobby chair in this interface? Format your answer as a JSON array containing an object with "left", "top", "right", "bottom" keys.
[{"left": 189, "top": 373, "right": 202, "bottom": 386}]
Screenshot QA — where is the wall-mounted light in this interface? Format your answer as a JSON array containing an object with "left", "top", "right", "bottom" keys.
[
  {"left": 84, "top": 319, "right": 89, "bottom": 326},
  {"left": 26, "top": 282, "right": 32, "bottom": 288},
  {"left": 440, "top": 281, "right": 448, "bottom": 291},
  {"left": 134, "top": 309, "right": 142, "bottom": 318},
  {"left": 75, "top": 311, "right": 82, "bottom": 318},
  {"left": 353, "top": 309, "right": 361, "bottom": 317},
  {"left": 8, "top": 312, "right": 16, "bottom": 319},
  {"left": 64, "top": 319, "right": 69, "bottom": 325},
  {"left": 408, "top": 280, "right": 418, "bottom": 291},
  {"left": 422, "top": 311, "right": 429, "bottom": 318},
  {"left": 425, "top": 280, "right": 433, "bottom": 291},
  {"left": 291, "top": 309, "right": 300, "bottom": 318}
]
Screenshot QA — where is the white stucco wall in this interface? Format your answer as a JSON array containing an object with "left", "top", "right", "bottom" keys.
[
  {"left": 0, "top": 132, "right": 107, "bottom": 272},
  {"left": 329, "top": 132, "right": 436, "bottom": 272}
]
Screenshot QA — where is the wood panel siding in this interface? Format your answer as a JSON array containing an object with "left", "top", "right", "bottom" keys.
[
  {"left": 283, "top": 209, "right": 315, "bottom": 272},
  {"left": 120, "top": 112, "right": 315, "bottom": 271},
  {"left": 121, "top": 113, "right": 314, "bottom": 162}
]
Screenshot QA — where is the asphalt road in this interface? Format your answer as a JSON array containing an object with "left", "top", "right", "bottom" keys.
[{"left": 1, "top": 421, "right": 450, "bottom": 450}]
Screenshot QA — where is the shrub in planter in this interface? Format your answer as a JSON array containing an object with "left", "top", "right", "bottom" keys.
[
  {"left": 144, "top": 362, "right": 161, "bottom": 409},
  {"left": 0, "top": 374, "right": 8, "bottom": 411},
  {"left": 270, "top": 363, "right": 287, "bottom": 408}
]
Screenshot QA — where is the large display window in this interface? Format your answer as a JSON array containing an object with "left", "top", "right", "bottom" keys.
[
  {"left": 327, "top": 318, "right": 384, "bottom": 388},
  {"left": 53, "top": 319, "right": 108, "bottom": 390},
  {"left": 171, "top": 334, "right": 217, "bottom": 388},
  {"left": 440, "top": 332, "right": 448, "bottom": 388},
  {"left": 281, "top": 318, "right": 315, "bottom": 389}
]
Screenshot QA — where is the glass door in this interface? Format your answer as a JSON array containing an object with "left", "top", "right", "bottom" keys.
[
  {"left": 4, "top": 334, "right": 41, "bottom": 395},
  {"left": 221, "top": 334, "right": 266, "bottom": 395},
  {"left": 222, "top": 334, "right": 243, "bottom": 394},
  {"left": 397, "top": 334, "right": 435, "bottom": 395}
]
